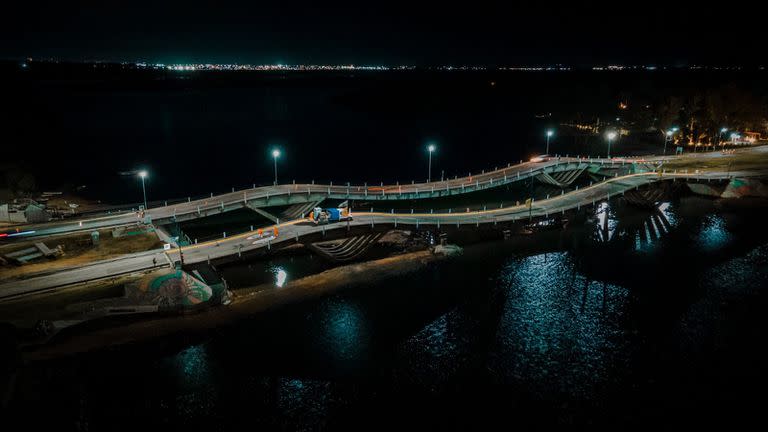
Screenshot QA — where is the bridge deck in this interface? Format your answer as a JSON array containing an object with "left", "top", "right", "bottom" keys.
[
  {"left": 0, "top": 170, "right": 742, "bottom": 300},
  {"left": 7, "top": 156, "right": 661, "bottom": 239}
]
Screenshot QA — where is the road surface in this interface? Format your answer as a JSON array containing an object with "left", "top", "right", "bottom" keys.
[{"left": 0, "top": 168, "right": 750, "bottom": 300}]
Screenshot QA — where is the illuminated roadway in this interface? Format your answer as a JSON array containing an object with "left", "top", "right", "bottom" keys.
[
  {"left": 6, "top": 155, "right": 663, "bottom": 239},
  {"left": 0, "top": 166, "right": 755, "bottom": 301}
]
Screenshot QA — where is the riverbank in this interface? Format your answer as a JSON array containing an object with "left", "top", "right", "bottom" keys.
[{"left": 20, "top": 248, "right": 455, "bottom": 362}]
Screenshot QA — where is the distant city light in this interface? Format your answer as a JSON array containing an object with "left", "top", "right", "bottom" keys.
[{"left": 163, "top": 63, "right": 396, "bottom": 72}]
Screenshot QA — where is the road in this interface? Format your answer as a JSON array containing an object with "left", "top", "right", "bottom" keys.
[
  {"left": 0, "top": 168, "right": 750, "bottom": 301},
  {"left": 3, "top": 155, "right": 661, "bottom": 240}
]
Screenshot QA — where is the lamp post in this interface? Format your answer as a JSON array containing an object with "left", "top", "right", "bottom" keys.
[
  {"left": 664, "top": 130, "right": 673, "bottom": 155},
  {"left": 606, "top": 131, "right": 617, "bottom": 159},
  {"left": 272, "top": 149, "right": 280, "bottom": 185},
  {"left": 720, "top": 127, "right": 728, "bottom": 149},
  {"left": 670, "top": 127, "right": 680, "bottom": 153},
  {"left": 545, "top": 129, "right": 554, "bottom": 154},
  {"left": 138, "top": 170, "right": 148, "bottom": 210},
  {"left": 427, "top": 144, "right": 436, "bottom": 182}
]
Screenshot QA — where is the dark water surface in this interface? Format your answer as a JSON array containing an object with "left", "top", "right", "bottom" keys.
[
  {"left": 5, "top": 196, "right": 768, "bottom": 429},
  {"left": 5, "top": 67, "right": 767, "bottom": 204}
]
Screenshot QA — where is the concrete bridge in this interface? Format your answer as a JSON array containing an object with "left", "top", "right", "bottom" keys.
[
  {"left": 8, "top": 155, "right": 662, "bottom": 239},
  {"left": 0, "top": 168, "right": 742, "bottom": 300}
]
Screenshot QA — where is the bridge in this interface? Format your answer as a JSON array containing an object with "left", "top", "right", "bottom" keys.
[
  {"left": 0, "top": 166, "right": 748, "bottom": 300},
  {"left": 8, "top": 155, "right": 662, "bottom": 239}
]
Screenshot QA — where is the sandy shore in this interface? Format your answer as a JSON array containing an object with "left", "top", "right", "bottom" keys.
[{"left": 22, "top": 249, "right": 447, "bottom": 362}]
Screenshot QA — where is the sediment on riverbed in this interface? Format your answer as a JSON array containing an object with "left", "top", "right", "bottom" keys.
[{"left": 21, "top": 248, "right": 453, "bottom": 362}]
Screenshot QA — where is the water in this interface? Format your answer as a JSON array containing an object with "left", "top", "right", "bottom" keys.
[
  {"left": 5, "top": 195, "right": 768, "bottom": 429},
  {"left": 6, "top": 68, "right": 766, "bottom": 204}
]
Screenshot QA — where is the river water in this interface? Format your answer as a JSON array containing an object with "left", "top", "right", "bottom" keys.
[{"left": 5, "top": 194, "right": 768, "bottom": 429}]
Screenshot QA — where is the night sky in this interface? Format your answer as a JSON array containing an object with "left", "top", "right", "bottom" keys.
[{"left": 1, "top": 1, "right": 759, "bottom": 66}]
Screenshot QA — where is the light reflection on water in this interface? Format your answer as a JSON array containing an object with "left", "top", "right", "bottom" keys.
[
  {"left": 174, "top": 344, "right": 211, "bottom": 387},
  {"left": 276, "top": 378, "right": 331, "bottom": 425},
  {"left": 697, "top": 214, "right": 731, "bottom": 252},
  {"left": 12, "top": 195, "right": 768, "bottom": 428},
  {"left": 272, "top": 266, "right": 288, "bottom": 287},
  {"left": 490, "top": 252, "right": 629, "bottom": 398},
  {"left": 313, "top": 297, "right": 368, "bottom": 364}
]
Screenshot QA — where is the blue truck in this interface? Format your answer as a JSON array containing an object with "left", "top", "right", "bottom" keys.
[{"left": 310, "top": 207, "right": 353, "bottom": 224}]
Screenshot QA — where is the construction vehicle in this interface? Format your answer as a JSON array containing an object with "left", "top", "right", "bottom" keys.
[{"left": 310, "top": 207, "right": 353, "bottom": 225}]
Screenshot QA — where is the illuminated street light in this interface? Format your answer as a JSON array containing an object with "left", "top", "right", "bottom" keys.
[
  {"left": 720, "top": 127, "right": 728, "bottom": 149},
  {"left": 664, "top": 130, "right": 673, "bottom": 155},
  {"left": 545, "top": 129, "right": 554, "bottom": 154},
  {"left": 138, "top": 170, "right": 148, "bottom": 210},
  {"left": 606, "top": 131, "right": 617, "bottom": 158},
  {"left": 272, "top": 149, "right": 281, "bottom": 185},
  {"left": 427, "top": 143, "right": 436, "bottom": 182}
]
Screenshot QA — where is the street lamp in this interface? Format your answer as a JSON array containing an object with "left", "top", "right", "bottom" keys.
[
  {"left": 720, "top": 127, "right": 728, "bottom": 149},
  {"left": 545, "top": 129, "right": 554, "bottom": 154},
  {"left": 272, "top": 149, "right": 280, "bottom": 185},
  {"left": 138, "top": 170, "right": 148, "bottom": 210},
  {"left": 427, "top": 143, "right": 436, "bottom": 182},
  {"left": 664, "top": 130, "right": 673, "bottom": 155},
  {"left": 606, "top": 131, "right": 617, "bottom": 158}
]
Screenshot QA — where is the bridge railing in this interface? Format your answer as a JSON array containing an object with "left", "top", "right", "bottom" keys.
[{"left": 151, "top": 157, "right": 649, "bottom": 216}]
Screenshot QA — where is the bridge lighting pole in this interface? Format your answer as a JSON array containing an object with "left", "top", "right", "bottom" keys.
[
  {"left": 606, "top": 131, "right": 617, "bottom": 158},
  {"left": 272, "top": 149, "right": 280, "bottom": 185},
  {"left": 664, "top": 130, "right": 673, "bottom": 155},
  {"left": 138, "top": 170, "right": 148, "bottom": 210},
  {"left": 545, "top": 129, "right": 554, "bottom": 154},
  {"left": 720, "top": 127, "right": 728, "bottom": 149},
  {"left": 427, "top": 144, "right": 436, "bottom": 182}
]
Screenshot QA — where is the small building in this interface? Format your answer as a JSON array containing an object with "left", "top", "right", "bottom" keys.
[{"left": 742, "top": 131, "right": 761, "bottom": 144}]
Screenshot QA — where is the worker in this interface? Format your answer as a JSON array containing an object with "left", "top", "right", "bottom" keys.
[
  {"left": 152, "top": 257, "right": 157, "bottom": 266},
  {"left": 257, "top": 228, "right": 263, "bottom": 238},
  {"left": 273, "top": 226, "right": 279, "bottom": 237}
]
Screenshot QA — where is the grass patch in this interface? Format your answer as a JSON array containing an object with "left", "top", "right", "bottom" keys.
[{"left": 663, "top": 151, "right": 768, "bottom": 172}]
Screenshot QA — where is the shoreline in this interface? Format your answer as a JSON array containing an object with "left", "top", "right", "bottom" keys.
[{"left": 20, "top": 249, "right": 449, "bottom": 362}]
